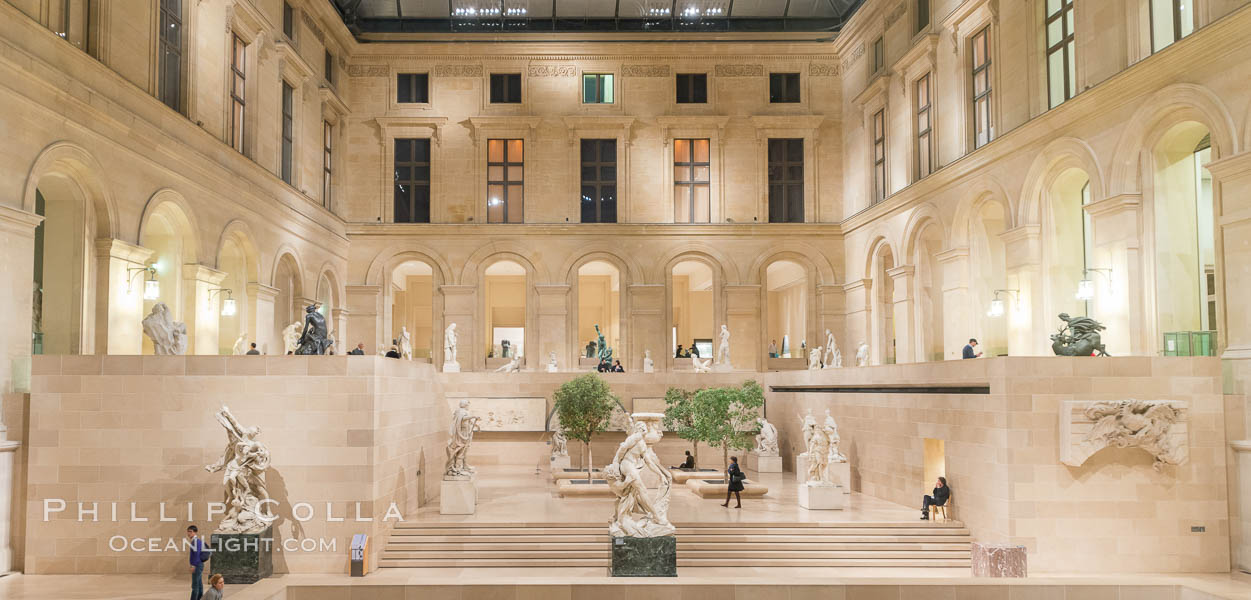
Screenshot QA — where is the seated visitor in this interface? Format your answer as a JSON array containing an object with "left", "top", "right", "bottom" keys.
[
  {"left": 205, "top": 573, "right": 225, "bottom": 600},
  {"left": 348, "top": 343, "right": 365, "bottom": 355},
  {"left": 385, "top": 346, "right": 401, "bottom": 359},
  {"left": 920, "top": 476, "right": 950, "bottom": 520},
  {"left": 689, "top": 342, "right": 700, "bottom": 358},
  {"left": 675, "top": 344, "right": 685, "bottom": 358},
  {"left": 612, "top": 360, "right": 624, "bottom": 372},
  {"left": 677, "top": 450, "right": 695, "bottom": 469},
  {"left": 596, "top": 359, "right": 611, "bottom": 372}
]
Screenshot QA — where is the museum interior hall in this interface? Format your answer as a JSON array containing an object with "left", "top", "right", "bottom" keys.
[{"left": 3, "top": 0, "right": 1251, "bottom": 598}]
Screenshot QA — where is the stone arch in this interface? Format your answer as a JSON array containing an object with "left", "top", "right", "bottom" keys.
[
  {"left": 1017, "top": 137, "right": 1106, "bottom": 227},
  {"left": 949, "top": 176, "right": 1015, "bottom": 249},
  {"left": 315, "top": 261, "right": 344, "bottom": 312},
  {"left": 137, "top": 190, "right": 201, "bottom": 344},
  {"left": 651, "top": 243, "right": 740, "bottom": 284},
  {"left": 559, "top": 248, "right": 644, "bottom": 286},
  {"left": 746, "top": 241, "right": 838, "bottom": 287},
  {"left": 364, "top": 245, "right": 454, "bottom": 288},
  {"left": 22, "top": 140, "right": 116, "bottom": 239},
  {"left": 270, "top": 246, "right": 306, "bottom": 296},
  {"left": 215, "top": 220, "right": 262, "bottom": 354},
  {"left": 461, "top": 242, "right": 551, "bottom": 285},
  {"left": 367, "top": 248, "right": 448, "bottom": 361},
  {"left": 1108, "top": 83, "right": 1238, "bottom": 196},
  {"left": 663, "top": 250, "right": 727, "bottom": 370},
  {"left": 755, "top": 251, "right": 822, "bottom": 368},
  {"left": 901, "top": 207, "right": 949, "bottom": 362},
  {"left": 865, "top": 237, "right": 898, "bottom": 365},
  {"left": 565, "top": 251, "right": 634, "bottom": 370},
  {"left": 901, "top": 203, "right": 948, "bottom": 260},
  {"left": 475, "top": 251, "right": 540, "bottom": 370},
  {"left": 137, "top": 189, "right": 202, "bottom": 265},
  {"left": 215, "top": 220, "right": 261, "bottom": 282}
]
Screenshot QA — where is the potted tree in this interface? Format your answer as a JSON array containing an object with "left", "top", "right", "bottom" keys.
[{"left": 552, "top": 373, "right": 619, "bottom": 481}]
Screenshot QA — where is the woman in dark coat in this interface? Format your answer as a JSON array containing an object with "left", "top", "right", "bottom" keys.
[{"left": 722, "top": 456, "right": 745, "bottom": 508}]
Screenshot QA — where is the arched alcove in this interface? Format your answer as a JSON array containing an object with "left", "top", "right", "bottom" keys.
[{"left": 576, "top": 260, "right": 621, "bottom": 365}]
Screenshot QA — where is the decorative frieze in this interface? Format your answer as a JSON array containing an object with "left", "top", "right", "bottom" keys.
[
  {"left": 348, "top": 65, "right": 388, "bottom": 78},
  {"left": 301, "top": 12, "right": 326, "bottom": 44},
  {"left": 808, "top": 63, "right": 840, "bottom": 77},
  {"left": 714, "top": 64, "right": 763, "bottom": 77},
  {"left": 434, "top": 64, "right": 484, "bottom": 77},
  {"left": 527, "top": 65, "right": 577, "bottom": 77},
  {"left": 884, "top": 3, "right": 907, "bottom": 28},
  {"left": 841, "top": 43, "right": 865, "bottom": 72},
  {"left": 622, "top": 64, "right": 671, "bottom": 77},
  {"left": 1059, "top": 400, "right": 1189, "bottom": 470}
]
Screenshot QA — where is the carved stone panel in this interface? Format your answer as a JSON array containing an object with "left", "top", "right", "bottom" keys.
[
  {"left": 622, "top": 65, "right": 670, "bottom": 77},
  {"left": 348, "top": 65, "right": 388, "bottom": 77},
  {"left": 1059, "top": 400, "right": 1188, "bottom": 470},
  {"left": 528, "top": 65, "right": 577, "bottom": 77},
  {"left": 714, "top": 64, "right": 764, "bottom": 77},
  {"left": 434, "top": 65, "right": 484, "bottom": 77},
  {"left": 447, "top": 397, "right": 547, "bottom": 431},
  {"left": 808, "top": 63, "right": 840, "bottom": 77}
]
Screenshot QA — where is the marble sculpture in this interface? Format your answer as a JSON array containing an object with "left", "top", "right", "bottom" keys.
[
  {"left": 232, "top": 332, "right": 248, "bottom": 356},
  {"left": 546, "top": 351, "right": 559, "bottom": 372},
  {"left": 399, "top": 327, "right": 413, "bottom": 360},
  {"left": 801, "top": 411, "right": 832, "bottom": 485},
  {"left": 643, "top": 350, "right": 655, "bottom": 373},
  {"left": 1077, "top": 400, "right": 1185, "bottom": 470},
  {"left": 549, "top": 413, "right": 568, "bottom": 458},
  {"left": 606, "top": 417, "right": 675, "bottom": 538},
  {"left": 281, "top": 321, "right": 302, "bottom": 355},
  {"left": 445, "top": 399, "right": 481, "bottom": 476},
  {"left": 495, "top": 354, "right": 522, "bottom": 373},
  {"left": 692, "top": 355, "right": 712, "bottom": 373},
  {"left": 141, "top": 302, "right": 188, "bottom": 355},
  {"left": 824, "top": 409, "right": 848, "bottom": 463},
  {"left": 204, "top": 406, "right": 272, "bottom": 534},
  {"left": 443, "top": 323, "right": 460, "bottom": 371},
  {"left": 716, "top": 324, "right": 731, "bottom": 367},
  {"left": 295, "top": 303, "right": 332, "bottom": 355},
  {"left": 808, "top": 346, "right": 823, "bottom": 370},
  {"left": 754, "top": 417, "right": 779, "bottom": 457},
  {"left": 824, "top": 330, "right": 842, "bottom": 368},
  {"left": 855, "top": 342, "right": 869, "bottom": 367}
]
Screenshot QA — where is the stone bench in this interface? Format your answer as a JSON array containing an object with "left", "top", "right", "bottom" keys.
[{"left": 684, "top": 478, "right": 769, "bottom": 499}]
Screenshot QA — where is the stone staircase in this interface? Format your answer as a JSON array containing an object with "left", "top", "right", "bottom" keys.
[{"left": 379, "top": 521, "right": 973, "bottom": 568}]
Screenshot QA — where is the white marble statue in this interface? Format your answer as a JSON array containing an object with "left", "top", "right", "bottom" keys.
[
  {"left": 232, "top": 332, "right": 248, "bottom": 356},
  {"left": 399, "top": 326, "right": 413, "bottom": 360},
  {"left": 808, "top": 346, "right": 823, "bottom": 370},
  {"left": 642, "top": 350, "right": 655, "bottom": 373},
  {"left": 142, "top": 302, "right": 188, "bottom": 355},
  {"left": 204, "top": 406, "right": 272, "bottom": 534},
  {"left": 495, "top": 354, "right": 522, "bottom": 373},
  {"left": 716, "top": 324, "right": 732, "bottom": 368},
  {"left": 692, "top": 355, "right": 712, "bottom": 373},
  {"left": 823, "top": 330, "right": 842, "bottom": 368},
  {"left": 443, "top": 323, "right": 460, "bottom": 372},
  {"left": 445, "top": 399, "right": 481, "bottom": 477},
  {"left": 546, "top": 351, "right": 559, "bottom": 373},
  {"left": 549, "top": 413, "right": 568, "bottom": 458},
  {"left": 754, "top": 417, "right": 779, "bottom": 457},
  {"left": 824, "top": 409, "right": 848, "bottom": 463},
  {"left": 282, "top": 321, "right": 302, "bottom": 355},
  {"left": 605, "top": 419, "right": 675, "bottom": 538},
  {"left": 802, "top": 412, "right": 832, "bottom": 485},
  {"left": 855, "top": 341, "right": 869, "bottom": 367}
]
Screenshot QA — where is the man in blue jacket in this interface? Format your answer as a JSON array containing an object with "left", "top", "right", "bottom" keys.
[
  {"left": 187, "top": 524, "right": 206, "bottom": 600},
  {"left": 962, "top": 338, "right": 982, "bottom": 359}
]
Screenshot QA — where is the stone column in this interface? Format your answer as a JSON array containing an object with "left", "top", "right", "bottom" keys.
[
  {"left": 93, "top": 239, "right": 155, "bottom": 354},
  {"left": 724, "top": 284, "right": 761, "bottom": 370},
  {"left": 1207, "top": 152, "right": 1251, "bottom": 359},
  {"left": 0, "top": 432, "right": 16, "bottom": 574},
  {"left": 1231, "top": 441, "right": 1251, "bottom": 573},
  {"left": 332, "top": 308, "right": 350, "bottom": 353},
  {"left": 535, "top": 284, "right": 570, "bottom": 371},
  {"left": 937, "top": 248, "right": 971, "bottom": 360},
  {"left": 887, "top": 265, "right": 917, "bottom": 363},
  {"left": 842, "top": 279, "right": 871, "bottom": 363},
  {"left": 815, "top": 284, "right": 846, "bottom": 360},
  {"left": 346, "top": 285, "right": 382, "bottom": 355},
  {"left": 1000, "top": 226, "right": 1045, "bottom": 356},
  {"left": 249, "top": 282, "right": 279, "bottom": 355},
  {"left": 1084, "top": 193, "right": 1144, "bottom": 355},
  {"left": 440, "top": 285, "right": 476, "bottom": 370},
  {"left": 0, "top": 204, "right": 38, "bottom": 574},
  {"left": 627, "top": 284, "right": 664, "bottom": 370},
  {"left": 182, "top": 265, "right": 228, "bottom": 355}
]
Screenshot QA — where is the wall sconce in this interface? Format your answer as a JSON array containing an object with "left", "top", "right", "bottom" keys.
[
  {"left": 209, "top": 289, "right": 237, "bottom": 316},
  {"left": 1076, "top": 268, "right": 1113, "bottom": 301},
  {"left": 127, "top": 266, "right": 160, "bottom": 300},
  {"left": 987, "top": 289, "right": 1019, "bottom": 318}
]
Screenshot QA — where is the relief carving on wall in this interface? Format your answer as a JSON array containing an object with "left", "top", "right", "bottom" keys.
[
  {"left": 622, "top": 65, "right": 671, "bottom": 77},
  {"left": 1059, "top": 400, "right": 1188, "bottom": 471},
  {"left": 434, "top": 64, "right": 484, "bottom": 77},
  {"left": 714, "top": 64, "right": 764, "bottom": 77},
  {"left": 301, "top": 12, "right": 327, "bottom": 44},
  {"left": 841, "top": 43, "right": 866, "bottom": 72},
  {"left": 348, "top": 65, "right": 389, "bottom": 77},
  {"left": 528, "top": 65, "right": 577, "bottom": 77},
  {"left": 808, "top": 63, "right": 840, "bottom": 77}
]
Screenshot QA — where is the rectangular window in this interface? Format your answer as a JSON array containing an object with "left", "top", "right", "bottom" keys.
[
  {"left": 229, "top": 34, "right": 246, "bottom": 153},
  {"left": 872, "top": 109, "right": 886, "bottom": 204},
  {"left": 1151, "top": 0, "right": 1194, "bottom": 52},
  {"left": 487, "top": 139, "right": 523, "bottom": 223},
  {"left": 280, "top": 82, "right": 294, "bottom": 184},
  {"left": 767, "top": 139, "right": 804, "bottom": 223},
  {"left": 489, "top": 73, "right": 522, "bottom": 103},
  {"left": 397, "top": 73, "right": 429, "bottom": 103},
  {"left": 1046, "top": 0, "right": 1076, "bottom": 109},
  {"left": 915, "top": 0, "right": 930, "bottom": 33},
  {"left": 872, "top": 36, "right": 885, "bottom": 75},
  {"left": 323, "top": 121, "right": 333, "bottom": 208},
  {"left": 324, "top": 50, "right": 334, "bottom": 86},
  {"left": 158, "top": 0, "right": 183, "bottom": 111},
  {"left": 582, "top": 73, "right": 614, "bottom": 104},
  {"left": 673, "top": 139, "right": 711, "bottom": 223},
  {"left": 769, "top": 73, "right": 801, "bottom": 103},
  {"left": 971, "top": 26, "right": 993, "bottom": 149},
  {"left": 580, "top": 139, "right": 617, "bottom": 223},
  {"left": 915, "top": 74, "right": 934, "bottom": 179},
  {"left": 676, "top": 73, "right": 707, "bottom": 104},
  {"left": 282, "top": 2, "right": 294, "bottom": 40},
  {"left": 394, "top": 138, "right": 431, "bottom": 223}
]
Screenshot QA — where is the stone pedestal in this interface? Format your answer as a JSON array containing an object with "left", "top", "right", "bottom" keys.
[
  {"left": 747, "top": 452, "right": 782, "bottom": 473},
  {"left": 440, "top": 476, "right": 477, "bottom": 515},
  {"left": 971, "top": 542, "right": 1027, "bottom": 577},
  {"left": 208, "top": 526, "right": 275, "bottom": 584},
  {"left": 550, "top": 455, "right": 571, "bottom": 471},
  {"left": 829, "top": 461, "right": 851, "bottom": 492},
  {"left": 798, "top": 483, "right": 845, "bottom": 510},
  {"left": 713, "top": 362, "right": 732, "bottom": 372},
  {"left": 643, "top": 362, "right": 655, "bottom": 373},
  {"left": 443, "top": 361, "right": 461, "bottom": 373},
  {"left": 610, "top": 536, "right": 676, "bottom": 577},
  {"left": 795, "top": 453, "right": 809, "bottom": 482},
  {"left": 0, "top": 440, "right": 18, "bottom": 574}
]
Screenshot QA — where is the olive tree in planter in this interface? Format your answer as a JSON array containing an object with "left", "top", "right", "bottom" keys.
[
  {"left": 552, "top": 373, "right": 619, "bottom": 481},
  {"left": 662, "top": 386, "right": 701, "bottom": 467},
  {"left": 690, "top": 380, "right": 766, "bottom": 471}
]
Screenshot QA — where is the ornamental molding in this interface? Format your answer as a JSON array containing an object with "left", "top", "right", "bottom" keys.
[
  {"left": 301, "top": 11, "right": 326, "bottom": 44},
  {"left": 883, "top": 3, "right": 907, "bottom": 28},
  {"left": 433, "top": 64, "right": 484, "bottom": 77},
  {"left": 808, "top": 63, "right": 840, "bottom": 77},
  {"left": 715, "top": 64, "right": 764, "bottom": 77},
  {"left": 841, "top": 43, "right": 866, "bottom": 72},
  {"left": 622, "top": 65, "right": 671, "bottom": 77},
  {"left": 1060, "top": 400, "right": 1188, "bottom": 471},
  {"left": 527, "top": 65, "right": 577, "bottom": 77},
  {"left": 348, "top": 64, "right": 388, "bottom": 77}
]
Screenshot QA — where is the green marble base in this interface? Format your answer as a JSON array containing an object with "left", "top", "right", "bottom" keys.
[
  {"left": 209, "top": 526, "right": 274, "bottom": 584},
  {"left": 610, "top": 535, "right": 677, "bottom": 577}
]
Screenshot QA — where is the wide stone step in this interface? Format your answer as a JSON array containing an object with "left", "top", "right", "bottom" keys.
[
  {"left": 378, "top": 557, "right": 972, "bottom": 568},
  {"left": 393, "top": 521, "right": 965, "bottom": 529},
  {"left": 384, "top": 540, "right": 971, "bottom": 550},
  {"left": 388, "top": 526, "right": 969, "bottom": 537},
  {"left": 382, "top": 549, "right": 970, "bottom": 559}
]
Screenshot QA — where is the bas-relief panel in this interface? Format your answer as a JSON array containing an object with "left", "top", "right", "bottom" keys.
[
  {"left": 1059, "top": 399, "right": 1189, "bottom": 470},
  {"left": 446, "top": 396, "right": 547, "bottom": 431}
]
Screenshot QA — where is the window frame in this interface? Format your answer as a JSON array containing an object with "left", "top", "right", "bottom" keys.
[
  {"left": 282, "top": 2, "right": 295, "bottom": 41},
  {"left": 486, "top": 139, "right": 524, "bottom": 223},
  {"left": 766, "top": 138, "right": 805, "bottom": 223},
  {"left": 229, "top": 33, "right": 247, "bottom": 154},
  {"left": 915, "top": 73, "right": 934, "bottom": 180},
  {"left": 324, "top": 49, "right": 334, "bottom": 87},
  {"left": 675, "top": 73, "right": 709, "bottom": 104},
  {"left": 322, "top": 120, "right": 333, "bottom": 209},
  {"left": 768, "top": 73, "right": 802, "bottom": 104},
  {"left": 579, "top": 138, "right": 618, "bottom": 223},
  {"left": 914, "top": 0, "right": 931, "bottom": 34},
  {"left": 280, "top": 81, "right": 295, "bottom": 184},
  {"left": 397, "top": 72, "right": 430, "bottom": 104},
  {"left": 871, "top": 36, "right": 886, "bottom": 77},
  {"left": 157, "top": 0, "right": 184, "bottom": 112},
  {"left": 672, "top": 138, "right": 712, "bottom": 223},
  {"left": 970, "top": 26, "right": 993, "bottom": 149},
  {"left": 393, "top": 138, "right": 432, "bottom": 223},
  {"left": 1149, "top": 0, "right": 1194, "bottom": 53},
  {"left": 872, "top": 109, "right": 887, "bottom": 205},
  {"left": 1045, "top": 0, "right": 1076, "bottom": 109},
  {"left": 489, "top": 73, "right": 523, "bottom": 104},
  {"left": 582, "top": 73, "right": 615, "bottom": 104}
]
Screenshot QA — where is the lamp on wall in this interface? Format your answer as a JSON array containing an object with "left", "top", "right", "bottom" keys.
[
  {"left": 987, "top": 289, "right": 1019, "bottom": 318},
  {"left": 127, "top": 266, "right": 160, "bottom": 300},
  {"left": 209, "top": 288, "right": 237, "bottom": 316},
  {"left": 1076, "top": 268, "right": 1113, "bottom": 301}
]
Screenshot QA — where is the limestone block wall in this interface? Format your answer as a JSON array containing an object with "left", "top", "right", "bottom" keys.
[
  {"left": 18, "top": 355, "right": 444, "bottom": 575},
  {"left": 765, "top": 357, "right": 1231, "bottom": 573}
]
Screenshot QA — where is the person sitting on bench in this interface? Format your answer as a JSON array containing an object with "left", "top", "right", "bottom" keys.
[
  {"left": 676, "top": 450, "right": 695, "bottom": 469},
  {"left": 921, "top": 476, "right": 950, "bottom": 520}
]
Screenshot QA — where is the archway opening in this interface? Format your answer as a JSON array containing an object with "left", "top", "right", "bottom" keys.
[
  {"left": 32, "top": 175, "right": 96, "bottom": 355},
  {"left": 970, "top": 200, "right": 1008, "bottom": 356},
  {"left": 391, "top": 260, "right": 434, "bottom": 358},
  {"left": 913, "top": 225, "right": 946, "bottom": 361},
  {"left": 671, "top": 260, "right": 714, "bottom": 359},
  {"left": 872, "top": 245, "right": 896, "bottom": 365},
  {"left": 272, "top": 254, "right": 302, "bottom": 354},
  {"left": 1046, "top": 168, "right": 1093, "bottom": 322},
  {"left": 485, "top": 260, "right": 526, "bottom": 361},
  {"left": 1153, "top": 122, "right": 1215, "bottom": 355},
  {"left": 217, "top": 237, "right": 252, "bottom": 354},
  {"left": 577, "top": 260, "right": 620, "bottom": 363},
  {"left": 139, "top": 202, "right": 195, "bottom": 354},
  {"left": 765, "top": 260, "right": 807, "bottom": 359}
]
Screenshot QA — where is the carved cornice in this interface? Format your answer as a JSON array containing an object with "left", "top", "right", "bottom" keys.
[
  {"left": 527, "top": 64, "right": 576, "bottom": 77},
  {"left": 433, "top": 64, "right": 483, "bottom": 77},
  {"left": 808, "top": 63, "right": 840, "bottom": 77},
  {"left": 561, "top": 116, "right": 637, "bottom": 145},
  {"left": 467, "top": 116, "right": 543, "bottom": 143},
  {"left": 1083, "top": 193, "right": 1142, "bottom": 218},
  {"left": 94, "top": 238, "right": 153, "bottom": 264},
  {"left": 248, "top": 282, "right": 280, "bottom": 300},
  {"left": 348, "top": 64, "right": 388, "bottom": 77},
  {"left": 656, "top": 115, "right": 731, "bottom": 146},
  {"left": 0, "top": 204, "right": 43, "bottom": 236},
  {"left": 749, "top": 115, "right": 826, "bottom": 142},
  {"left": 622, "top": 64, "right": 670, "bottom": 77},
  {"left": 319, "top": 86, "right": 349, "bottom": 119},
  {"left": 375, "top": 116, "right": 449, "bottom": 145},
  {"left": 183, "top": 264, "right": 228, "bottom": 285},
  {"left": 840, "top": 43, "right": 866, "bottom": 72},
  {"left": 714, "top": 64, "right": 764, "bottom": 77},
  {"left": 892, "top": 33, "right": 940, "bottom": 80},
  {"left": 277, "top": 41, "right": 314, "bottom": 83},
  {"left": 853, "top": 73, "right": 892, "bottom": 109}
]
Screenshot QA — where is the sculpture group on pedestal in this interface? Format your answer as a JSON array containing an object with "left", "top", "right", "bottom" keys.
[
  {"left": 800, "top": 411, "right": 832, "bottom": 486},
  {"left": 808, "top": 346, "right": 823, "bottom": 370},
  {"left": 205, "top": 406, "right": 272, "bottom": 534},
  {"left": 445, "top": 399, "right": 480, "bottom": 477},
  {"left": 443, "top": 323, "right": 460, "bottom": 372},
  {"left": 1051, "top": 313, "right": 1109, "bottom": 356},
  {"left": 824, "top": 409, "right": 847, "bottom": 463},
  {"left": 754, "top": 417, "right": 779, "bottom": 457},
  {"left": 295, "top": 303, "right": 332, "bottom": 355},
  {"left": 549, "top": 412, "right": 569, "bottom": 458},
  {"left": 595, "top": 324, "right": 612, "bottom": 361},
  {"left": 399, "top": 327, "right": 413, "bottom": 360},
  {"left": 606, "top": 418, "right": 675, "bottom": 538},
  {"left": 823, "top": 330, "right": 842, "bottom": 368},
  {"left": 855, "top": 342, "right": 869, "bottom": 367},
  {"left": 142, "top": 302, "right": 188, "bottom": 355}
]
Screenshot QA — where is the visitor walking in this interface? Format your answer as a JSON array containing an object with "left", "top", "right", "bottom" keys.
[
  {"left": 920, "top": 476, "right": 950, "bottom": 520},
  {"left": 204, "top": 574, "right": 225, "bottom": 600},
  {"left": 721, "top": 456, "right": 744, "bottom": 508},
  {"left": 186, "top": 525, "right": 208, "bottom": 600}
]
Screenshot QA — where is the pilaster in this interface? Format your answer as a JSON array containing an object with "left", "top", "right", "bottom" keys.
[
  {"left": 887, "top": 265, "right": 917, "bottom": 363},
  {"left": 627, "top": 284, "right": 665, "bottom": 371},
  {"left": 345, "top": 285, "right": 382, "bottom": 355},
  {"left": 535, "top": 284, "right": 571, "bottom": 371},
  {"left": 94, "top": 238, "right": 155, "bottom": 355},
  {"left": 248, "top": 282, "right": 279, "bottom": 354},
  {"left": 440, "top": 285, "right": 476, "bottom": 370}
]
